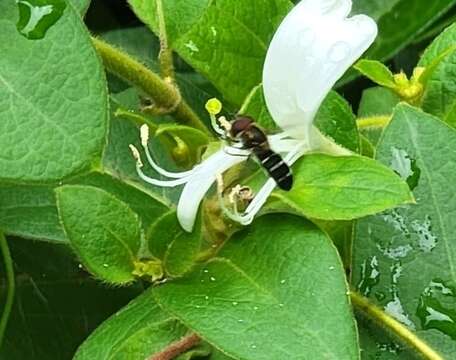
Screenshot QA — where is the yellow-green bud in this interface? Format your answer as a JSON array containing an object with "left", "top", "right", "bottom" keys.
[
  {"left": 393, "top": 72, "right": 409, "bottom": 87},
  {"left": 132, "top": 259, "right": 164, "bottom": 282}
]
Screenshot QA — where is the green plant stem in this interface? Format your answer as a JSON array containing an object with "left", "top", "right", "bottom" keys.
[
  {"left": 357, "top": 115, "right": 391, "bottom": 130},
  {"left": 155, "top": 0, "right": 175, "bottom": 80},
  {"left": 0, "top": 231, "right": 15, "bottom": 348},
  {"left": 92, "top": 37, "right": 209, "bottom": 135},
  {"left": 351, "top": 292, "right": 443, "bottom": 360},
  {"left": 148, "top": 333, "right": 201, "bottom": 360}
]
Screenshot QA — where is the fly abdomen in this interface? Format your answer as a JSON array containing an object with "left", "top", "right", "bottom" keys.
[{"left": 254, "top": 149, "right": 293, "bottom": 191}]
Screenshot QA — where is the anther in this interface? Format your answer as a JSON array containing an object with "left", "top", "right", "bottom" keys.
[
  {"left": 129, "top": 144, "right": 143, "bottom": 167},
  {"left": 140, "top": 124, "right": 150, "bottom": 147}
]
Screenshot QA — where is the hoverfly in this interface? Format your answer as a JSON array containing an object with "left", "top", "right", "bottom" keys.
[{"left": 228, "top": 116, "right": 293, "bottom": 191}]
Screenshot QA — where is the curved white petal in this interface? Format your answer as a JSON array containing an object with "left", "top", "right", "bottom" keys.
[
  {"left": 177, "top": 147, "right": 249, "bottom": 232},
  {"left": 263, "top": 0, "right": 377, "bottom": 139}
]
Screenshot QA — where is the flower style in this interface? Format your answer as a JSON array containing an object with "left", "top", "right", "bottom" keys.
[{"left": 130, "top": 0, "right": 378, "bottom": 232}]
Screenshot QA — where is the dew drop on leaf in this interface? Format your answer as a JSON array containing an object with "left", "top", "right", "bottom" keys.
[
  {"left": 416, "top": 279, "right": 456, "bottom": 340},
  {"left": 384, "top": 263, "right": 416, "bottom": 330},
  {"left": 16, "top": 0, "right": 66, "bottom": 40},
  {"left": 390, "top": 147, "right": 421, "bottom": 191},
  {"left": 357, "top": 256, "right": 380, "bottom": 296},
  {"left": 411, "top": 216, "right": 438, "bottom": 253}
]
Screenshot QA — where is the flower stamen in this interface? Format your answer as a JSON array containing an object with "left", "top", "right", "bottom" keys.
[{"left": 140, "top": 125, "right": 195, "bottom": 179}]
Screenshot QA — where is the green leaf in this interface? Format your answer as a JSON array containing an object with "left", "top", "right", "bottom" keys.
[
  {"left": 357, "top": 87, "right": 399, "bottom": 146},
  {"left": 314, "top": 91, "right": 360, "bottom": 153},
  {"left": 356, "top": 315, "right": 414, "bottom": 359},
  {"left": 0, "top": 1, "right": 107, "bottom": 182},
  {"left": 352, "top": 104, "right": 456, "bottom": 358},
  {"left": 70, "top": 0, "right": 91, "bottom": 15},
  {"left": 71, "top": 172, "right": 169, "bottom": 232},
  {"left": 147, "top": 210, "right": 202, "bottom": 277},
  {"left": 0, "top": 172, "right": 168, "bottom": 243},
  {"left": 353, "top": 0, "right": 456, "bottom": 62},
  {"left": 127, "top": 0, "right": 211, "bottom": 45},
  {"left": 74, "top": 288, "right": 188, "bottom": 360},
  {"left": 154, "top": 215, "right": 359, "bottom": 359},
  {"left": 354, "top": 60, "right": 396, "bottom": 89},
  {"left": 0, "top": 183, "right": 66, "bottom": 243},
  {"left": 0, "top": 238, "right": 141, "bottom": 360},
  {"left": 358, "top": 87, "right": 400, "bottom": 118},
  {"left": 173, "top": 0, "right": 292, "bottom": 106},
  {"left": 74, "top": 287, "right": 231, "bottom": 360},
  {"left": 419, "top": 23, "right": 456, "bottom": 124},
  {"left": 275, "top": 154, "right": 413, "bottom": 221},
  {"left": 420, "top": 23, "right": 456, "bottom": 65},
  {"left": 56, "top": 185, "right": 142, "bottom": 284}
]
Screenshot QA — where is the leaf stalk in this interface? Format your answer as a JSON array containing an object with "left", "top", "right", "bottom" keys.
[{"left": 351, "top": 292, "right": 443, "bottom": 360}]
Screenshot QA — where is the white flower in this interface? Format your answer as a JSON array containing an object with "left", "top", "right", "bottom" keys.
[{"left": 130, "top": 0, "right": 378, "bottom": 232}]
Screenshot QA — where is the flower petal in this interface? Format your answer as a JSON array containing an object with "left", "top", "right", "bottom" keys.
[
  {"left": 177, "top": 147, "right": 249, "bottom": 232},
  {"left": 263, "top": 0, "right": 377, "bottom": 139}
]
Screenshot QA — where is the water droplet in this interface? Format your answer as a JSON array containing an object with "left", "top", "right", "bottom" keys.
[
  {"left": 376, "top": 342, "right": 401, "bottom": 354},
  {"left": 280, "top": 279, "right": 286, "bottom": 284},
  {"left": 328, "top": 41, "right": 351, "bottom": 62},
  {"left": 376, "top": 243, "right": 413, "bottom": 260},
  {"left": 382, "top": 209, "right": 410, "bottom": 237},
  {"left": 103, "top": 263, "right": 109, "bottom": 268},
  {"left": 251, "top": 344, "right": 257, "bottom": 349},
  {"left": 390, "top": 147, "right": 421, "bottom": 191},
  {"left": 211, "top": 26, "right": 217, "bottom": 37},
  {"left": 357, "top": 256, "right": 380, "bottom": 296},
  {"left": 232, "top": 301, "right": 238, "bottom": 306},
  {"left": 253, "top": 306, "right": 259, "bottom": 311},
  {"left": 16, "top": 0, "right": 66, "bottom": 40},
  {"left": 411, "top": 216, "right": 437, "bottom": 253},
  {"left": 329, "top": 266, "right": 335, "bottom": 270},
  {"left": 203, "top": 269, "right": 209, "bottom": 273},
  {"left": 78, "top": 263, "right": 83, "bottom": 269},
  {"left": 416, "top": 279, "right": 456, "bottom": 340},
  {"left": 210, "top": 276, "right": 216, "bottom": 282},
  {"left": 384, "top": 296, "right": 415, "bottom": 330},
  {"left": 238, "top": 319, "right": 244, "bottom": 323},
  {"left": 384, "top": 263, "right": 416, "bottom": 330},
  {"left": 278, "top": 303, "right": 284, "bottom": 307},
  {"left": 204, "top": 295, "right": 209, "bottom": 300}
]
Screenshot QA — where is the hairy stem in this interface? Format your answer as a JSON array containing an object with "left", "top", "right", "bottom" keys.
[
  {"left": 148, "top": 333, "right": 201, "bottom": 360},
  {"left": 155, "top": 0, "right": 175, "bottom": 80},
  {"left": 357, "top": 115, "right": 391, "bottom": 130},
  {"left": 351, "top": 292, "right": 443, "bottom": 360},
  {"left": 0, "top": 231, "right": 15, "bottom": 348},
  {"left": 92, "top": 37, "right": 209, "bottom": 135}
]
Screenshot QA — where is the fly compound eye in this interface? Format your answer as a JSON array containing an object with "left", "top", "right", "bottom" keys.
[{"left": 230, "top": 116, "right": 254, "bottom": 137}]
